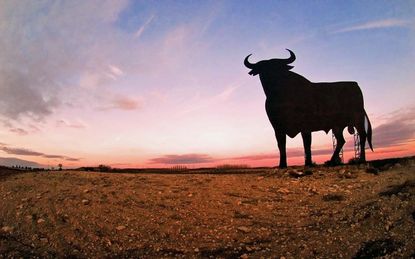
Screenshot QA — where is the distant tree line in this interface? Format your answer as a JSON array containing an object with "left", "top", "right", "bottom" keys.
[{"left": 78, "top": 164, "right": 112, "bottom": 172}]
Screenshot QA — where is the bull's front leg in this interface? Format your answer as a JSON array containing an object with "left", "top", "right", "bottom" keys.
[
  {"left": 275, "top": 131, "right": 287, "bottom": 168},
  {"left": 301, "top": 132, "right": 313, "bottom": 166}
]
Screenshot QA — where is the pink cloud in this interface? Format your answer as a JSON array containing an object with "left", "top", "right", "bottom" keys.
[
  {"left": 0, "top": 143, "right": 80, "bottom": 161},
  {"left": 97, "top": 95, "right": 143, "bottom": 111},
  {"left": 111, "top": 96, "right": 142, "bottom": 110},
  {"left": 9, "top": 127, "right": 29, "bottom": 135},
  {"left": 56, "top": 119, "right": 86, "bottom": 129}
]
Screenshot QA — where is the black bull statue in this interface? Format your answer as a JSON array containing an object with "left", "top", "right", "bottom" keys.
[{"left": 244, "top": 49, "right": 373, "bottom": 168}]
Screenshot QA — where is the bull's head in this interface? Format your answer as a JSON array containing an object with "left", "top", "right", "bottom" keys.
[{"left": 244, "top": 49, "right": 296, "bottom": 76}]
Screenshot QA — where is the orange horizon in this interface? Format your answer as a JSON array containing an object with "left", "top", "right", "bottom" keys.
[{"left": 62, "top": 144, "right": 415, "bottom": 169}]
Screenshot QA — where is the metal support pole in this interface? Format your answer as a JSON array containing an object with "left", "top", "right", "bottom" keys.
[{"left": 354, "top": 132, "right": 360, "bottom": 159}]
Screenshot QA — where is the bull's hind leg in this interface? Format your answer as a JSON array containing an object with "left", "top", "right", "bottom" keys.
[
  {"left": 301, "top": 132, "right": 313, "bottom": 166},
  {"left": 329, "top": 128, "right": 345, "bottom": 165},
  {"left": 356, "top": 119, "right": 367, "bottom": 163},
  {"left": 275, "top": 131, "right": 287, "bottom": 168}
]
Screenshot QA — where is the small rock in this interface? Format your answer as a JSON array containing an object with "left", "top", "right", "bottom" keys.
[
  {"left": 83, "top": 189, "right": 90, "bottom": 193},
  {"left": 289, "top": 170, "right": 304, "bottom": 178},
  {"left": 240, "top": 254, "right": 249, "bottom": 259},
  {"left": 278, "top": 188, "right": 290, "bottom": 194},
  {"left": 1, "top": 226, "right": 13, "bottom": 233},
  {"left": 194, "top": 248, "right": 199, "bottom": 252},
  {"left": 188, "top": 193, "right": 193, "bottom": 197},
  {"left": 385, "top": 221, "right": 393, "bottom": 231},
  {"left": 40, "top": 238, "right": 48, "bottom": 243},
  {"left": 304, "top": 169, "right": 313, "bottom": 176},
  {"left": 381, "top": 164, "right": 392, "bottom": 171},
  {"left": 237, "top": 226, "right": 250, "bottom": 233},
  {"left": 82, "top": 199, "right": 90, "bottom": 205},
  {"left": 345, "top": 172, "right": 354, "bottom": 179},
  {"left": 366, "top": 167, "right": 379, "bottom": 175},
  {"left": 308, "top": 187, "right": 318, "bottom": 194},
  {"left": 37, "top": 218, "right": 45, "bottom": 224},
  {"left": 116, "top": 225, "right": 126, "bottom": 231}
]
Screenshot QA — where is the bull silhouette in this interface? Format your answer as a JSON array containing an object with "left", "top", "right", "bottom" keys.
[{"left": 244, "top": 49, "right": 373, "bottom": 168}]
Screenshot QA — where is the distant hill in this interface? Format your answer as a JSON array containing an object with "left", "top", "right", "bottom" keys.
[{"left": 0, "top": 157, "right": 42, "bottom": 168}]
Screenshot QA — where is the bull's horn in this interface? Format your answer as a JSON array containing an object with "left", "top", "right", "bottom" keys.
[
  {"left": 284, "top": 49, "right": 296, "bottom": 64},
  {"left": 244, "top": 54, "right": 255, "bottom": 69}
]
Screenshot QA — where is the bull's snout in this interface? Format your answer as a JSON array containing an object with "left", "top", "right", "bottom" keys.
[{"left": 248, "top": 70, "right": 258, "bottom": 76}]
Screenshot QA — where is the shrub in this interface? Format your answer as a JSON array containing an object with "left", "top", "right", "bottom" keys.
[
  {"left": 170, "top": 165, "right": 188, "bottom": 171},
  {"left": 98, "top": 164, "right": 111, "bottom": 172}
]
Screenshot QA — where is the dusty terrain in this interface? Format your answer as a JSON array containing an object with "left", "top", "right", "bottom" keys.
[{"left": 1, "top": 158, "right": 414, "bottom": 258}]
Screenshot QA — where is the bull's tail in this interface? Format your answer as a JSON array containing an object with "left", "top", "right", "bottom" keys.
[{"left": 365, "top": 109, "right": 373, "bottom": 151}]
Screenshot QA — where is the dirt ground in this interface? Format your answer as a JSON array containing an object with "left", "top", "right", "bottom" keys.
[{"left": 1, "top": 158, "right": 414, "bottom": 258}]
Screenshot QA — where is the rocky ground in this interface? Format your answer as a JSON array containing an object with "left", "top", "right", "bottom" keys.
[{"left": 0, "top": 157, "right": 414, "bottom": 258}]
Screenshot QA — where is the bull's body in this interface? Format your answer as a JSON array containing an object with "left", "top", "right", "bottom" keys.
[
  {"left": 245, "top": 50, "right": 373, "bottom": 168},
  {"left": 264, "top": 72, "right": 364, "bottom": 138}
]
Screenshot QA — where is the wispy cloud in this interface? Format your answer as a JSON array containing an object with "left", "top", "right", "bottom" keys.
[
  {"left": 216, "top": 85, "right": 240, "bottom": 101},
  {"left": 108, "top": 64, "right": 124, "bottom": 77},
  {"left": 1, "top": 120, "right": 39, "bottom": 136},
  {"left": 0, "top": 147, "right": 44, "bottom": 156},
  {"left": 372, "top": 107, "right": 415, "bottom": 148},
  {"left": 112, "top": 96, "right": 142, "bottom": 110},
  {"left": 98, "top": 95, "right": 143, "bottom": 111},
  {"left": 0, "top": 144, "right": 80, "bottom": 161},
  {"left": 134, "top": 14, "right": 155, "bottom": 39},
  {"left": 56, "top": 119, "right": 87, "bottom": 129},
  {"left": 65, "top": 158, "right": 81, "bottom": 162},
  {"left": 178, "top": 77, "right": 246, "bottom": 116},
  {"left": 9, "top": 127, "right": 29, "bottom": 136},
  {"left": 334, "top": 18, "right": 411, "bottom": 33},
  {"left": 0, "top": 1, "right": 129, "bottom": 121}
]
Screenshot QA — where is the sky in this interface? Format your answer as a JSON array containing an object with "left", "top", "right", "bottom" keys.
[{"left": 0, "top": 0, "right": 414, "bottom": 168}]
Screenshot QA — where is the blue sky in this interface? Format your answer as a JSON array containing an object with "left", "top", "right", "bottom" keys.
[{"left": 0, "top": 0, "right": 414, "bottom": 167}]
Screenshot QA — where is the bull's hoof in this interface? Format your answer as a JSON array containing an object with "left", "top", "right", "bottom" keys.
[
  {"left": 279, "top": 164, "right": 287, "bottom": 169},
  {"left": 305, "top": 161, "right": 315, "bottom": 167},
  {"left": 325, "top": 158, "right": 343, "bottom": 167}
]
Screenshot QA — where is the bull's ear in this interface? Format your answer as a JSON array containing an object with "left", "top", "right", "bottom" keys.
[{"left": 286, "top": 65, "right": 294, "bottom": 70}]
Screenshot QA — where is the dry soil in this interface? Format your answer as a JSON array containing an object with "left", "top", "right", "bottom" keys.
[{"left": 1, "top": 159, "right": 414, "bottom": 258}]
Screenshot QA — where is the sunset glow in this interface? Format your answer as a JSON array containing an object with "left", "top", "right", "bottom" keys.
[{"left": 0, "top": 1, "right": 414, "bottom": 168}]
